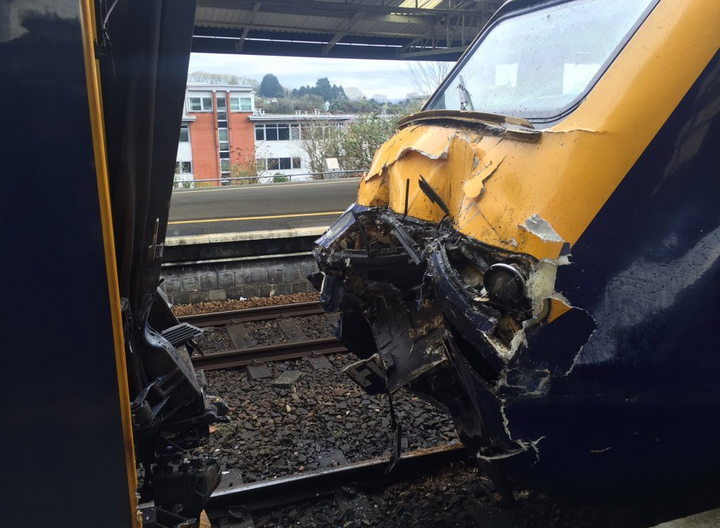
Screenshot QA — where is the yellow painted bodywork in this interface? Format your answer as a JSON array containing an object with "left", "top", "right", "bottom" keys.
[
  {"left": 79, "top": 0, "right": 140, "bottom": 524},
  {"left": 358, "top": 0, "right": 720, "bottom": 262}
]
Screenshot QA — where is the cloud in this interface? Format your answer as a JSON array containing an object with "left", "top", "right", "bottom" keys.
[{"left": 189, "top": 53, "right": 451, "bottom": 100}]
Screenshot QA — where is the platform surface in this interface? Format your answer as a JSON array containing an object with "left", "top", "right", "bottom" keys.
[
  {"left": 653, "top": 509, "right": 720, "bottom": 528},
  {"left": 167, "top": 179, "right": 359, "bottom": 237}
]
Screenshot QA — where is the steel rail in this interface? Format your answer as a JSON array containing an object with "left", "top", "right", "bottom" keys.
[
  {"left": 206, "top": 443, "right": 469, "bottom": 518},
  {"left": 179, "top": 301, "right": 323, "bottom": 327},
  {"left": 192, "top": 337, "right": 346, "bottom": 370}
]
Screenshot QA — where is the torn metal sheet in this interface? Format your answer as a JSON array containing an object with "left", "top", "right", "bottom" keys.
[{"left": 520, "top": 214, "right": 565, "bottom": 243}]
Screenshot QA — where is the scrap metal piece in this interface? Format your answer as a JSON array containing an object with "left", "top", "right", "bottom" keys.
[
  {"left": 161, "top": 322, "right": 203, "bottom": 348},
  {"left": 344, "top": 353, "right": 388, "bottom": 395},
  {"left": 418, "top": 174, "right": 451, "bottom": 217}
]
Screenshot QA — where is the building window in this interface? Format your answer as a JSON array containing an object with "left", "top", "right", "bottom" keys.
[
  {"left": 188, "top": 96, "right": 213, "bottom": 112},
  {"left": 218, "top": 99, "right": 231, "bottom": 184},
  {"left": 179, "top": 125, "right": 190, "bottom": 142},
  {"left": 259, "top": 157, "right": 302, "bottom": 171},
  {"left": 216, "top": 94, "right": 227, "bottom": 121},
  {"left": 254, "top": 123, "right": 302, "bottom": 142},
  {"left": 230, "top": 97, "right": 252, "bottom": 112},
  {"left": 175, "top": 161, "right": 192, "bottom": 173},
  {"left": 218, "top": 128, "right": 229, "bottom": 151}
]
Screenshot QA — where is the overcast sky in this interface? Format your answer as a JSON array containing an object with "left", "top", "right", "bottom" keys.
[{"left": 189, "top": 53, "right": 447, "bottom": 100}]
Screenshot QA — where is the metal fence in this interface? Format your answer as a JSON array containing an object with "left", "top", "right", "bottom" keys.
[{"left": 172, "top": 169, "right": 366, "bottom": 189}]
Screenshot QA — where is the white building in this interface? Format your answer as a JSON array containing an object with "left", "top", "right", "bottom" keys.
[{"left": 249, "top": 111, "right": 355, "bottom": 180}]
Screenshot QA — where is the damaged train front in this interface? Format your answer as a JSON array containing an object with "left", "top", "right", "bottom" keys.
[
  {"left": 312, "top": 0, "right": 720, "bottom": 494},
  {"left": 309, "top": 115, "right": 596, "bottom": 490}
]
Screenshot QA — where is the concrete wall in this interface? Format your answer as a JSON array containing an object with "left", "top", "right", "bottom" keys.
[{"left": 160, "top": 255, "right": 318, "bottom": 305}]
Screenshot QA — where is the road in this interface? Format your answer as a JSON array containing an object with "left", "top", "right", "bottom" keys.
[{"left": 166, "top": 179, "right": 360, "bottom": 237}]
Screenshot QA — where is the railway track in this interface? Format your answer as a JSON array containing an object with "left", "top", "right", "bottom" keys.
[
  {"left": 180, "top": 301, "right": 348, "bottom": 369},
  {"left": 206, "top": 443, "right": 469, "bottom": 522},
  {"left": 192, "top": 337, "right": 347, "bottom": 370},
  {"left": 178, "top": 301, "right": 323, "bottom": 327}
]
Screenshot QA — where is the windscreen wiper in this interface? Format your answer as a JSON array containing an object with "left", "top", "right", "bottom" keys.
[{"left": 457, "top": 75, "right": 474, "bottom": 111}]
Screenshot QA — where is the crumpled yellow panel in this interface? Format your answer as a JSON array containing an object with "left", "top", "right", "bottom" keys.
[
  {"left": 358, "top": 0, "right": 720, "bottom": 263},
  {"left": 365, "top": 125, "right": 455, "bottom": 181}
]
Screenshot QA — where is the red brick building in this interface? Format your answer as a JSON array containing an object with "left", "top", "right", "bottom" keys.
[{"left": 176, "top": 84, "right": 255, "bottom": 186}]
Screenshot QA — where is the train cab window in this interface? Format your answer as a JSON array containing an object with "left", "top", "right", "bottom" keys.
[{"left": 427, "top": 0, "right": 656, "bottom": 121}]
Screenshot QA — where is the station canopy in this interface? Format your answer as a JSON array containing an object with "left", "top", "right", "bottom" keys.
[{"left": 193, "top": 0, "right": 504, "bottom": 61}]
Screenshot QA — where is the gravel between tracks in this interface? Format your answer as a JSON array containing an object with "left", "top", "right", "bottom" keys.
[
  {"left": 199, "top": 354, "right": 458, "bottom": 483},
  {"left": 181, "top": 298, "right": 716, "bottom": 528},
  {"left": 194, "top": 315, "right": 335, "bottom": 354},
  {"left": 237, "top": 461, "right": 659, "bottom": 528},
  {"left": 184, "top": 295, "right": 457, "bottom": 484},
  {"left": 172, "top": 293, "right": 320, "bottom": 317}
]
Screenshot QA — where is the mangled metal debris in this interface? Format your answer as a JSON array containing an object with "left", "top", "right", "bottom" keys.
[
  {"left": 307, "top": 104, "right": 607, "bottom": 492},
  {"left": 311, "top": 203, "right": 595, "bottom": 482}
]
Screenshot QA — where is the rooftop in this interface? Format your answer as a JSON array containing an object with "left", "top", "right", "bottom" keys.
[
  {"left": 249, "top": 112, "right": 356, "bottom": 122},
  {"left": 186, "top": 83, "right": 254, "bottom": 92},
  {"left": 192, "top": 0, "right": 504, "bottom": 61}
]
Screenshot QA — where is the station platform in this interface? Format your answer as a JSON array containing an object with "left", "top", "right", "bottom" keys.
[
  {"left": 166, "top": 178, "right": 359, "bottom": 238},
  {"left": 653, "top": 508, "right": 720, "bottom": 527},
  {"left": 162, "top": 180, "right": 356, "bottom": 303}
]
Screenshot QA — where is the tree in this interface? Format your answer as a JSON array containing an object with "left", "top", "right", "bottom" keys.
[
  {"left": 299, "top": 119, "right": 344, "bottom": 175},
  {"left": 229, "top": 150, "right": 265, "bottom": 185},
  {"left": 343, "top": 86, "right": 364, "bottom": 101},
  {"left": 402, "top": 61, "right": 453, "bottom": 100},
  {"left": 259, "top": 74, "right": 285, "bottom": 98},
  {"left": 188, "top": 71, "right": 260, "bottom": 91},
  {"left": 313, "top": 78, "right": 333, "bottom": 102},
  {"left": 188, "top": 71, "right": 241, "bottom": 84},
  {"left": 331, "top": 84, "right": 348, "bottom": 102},
  {"left": 341, "top": 112, "right": 397, "bottom": 170},
  {"left": 294, "top": 94, "right": 325, "bottom": 113}
]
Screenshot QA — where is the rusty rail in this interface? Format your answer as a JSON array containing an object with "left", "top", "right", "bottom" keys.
[
  {"left": 178, "top": 301, "right": 323, "bottom": 328},
  {"left": 206, "top": 443, "right": 469, "bottom": 519},
  {"left": 192, "top": 337, "right": 347, "bottom": 370}
]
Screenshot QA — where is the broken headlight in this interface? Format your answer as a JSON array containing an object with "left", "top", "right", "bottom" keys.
[{"left": 483, "top": 263, "right": 527, "bottom": 309}]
